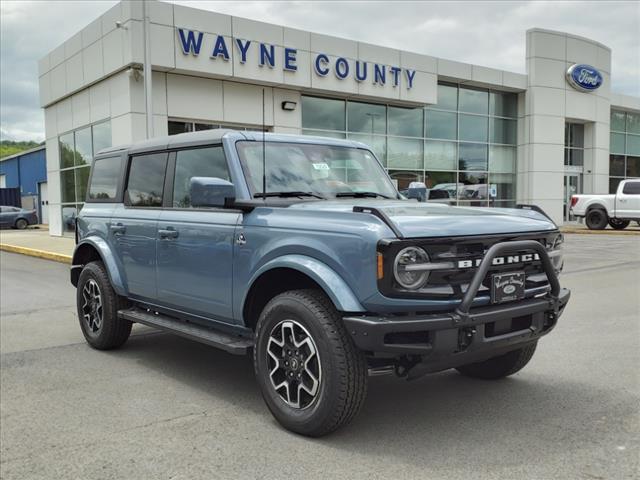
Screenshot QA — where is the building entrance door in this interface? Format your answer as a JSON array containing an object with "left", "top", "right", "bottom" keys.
[
  {"left": 39, "top": 182, "right": 49, "bottom": 224},
  {"left": 564, "top": 173, "right": 582, "bottom": 222}
]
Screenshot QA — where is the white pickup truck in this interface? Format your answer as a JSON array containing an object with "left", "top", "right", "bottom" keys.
[{"left": 570, "top": 178, "right": 640, "bottom": 230}]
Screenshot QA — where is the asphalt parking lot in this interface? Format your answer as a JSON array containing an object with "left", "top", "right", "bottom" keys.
[{"left": 1, "top": 234, "right": 639, "bottom": 480}]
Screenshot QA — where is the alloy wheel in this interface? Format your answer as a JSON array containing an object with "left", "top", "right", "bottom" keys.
[
  {"left": 266, "top": 319, "right": 322, "bottom": 409},
  {"left": 81, "top": 279, "right": 103, "bottom": 334}
]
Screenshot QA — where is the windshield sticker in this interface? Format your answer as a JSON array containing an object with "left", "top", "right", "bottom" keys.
[{"left": 312, "top": 163, "right": 330, "bottom": 171}]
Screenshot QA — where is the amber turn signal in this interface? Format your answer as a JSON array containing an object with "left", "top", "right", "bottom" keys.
[{"left": 377, "top": 253, "right": 384, "bottom": 280}]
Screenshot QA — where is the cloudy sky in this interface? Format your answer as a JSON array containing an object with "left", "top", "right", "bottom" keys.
[{"left": 1, "top": 0, "right": 638, "bottom": 142}]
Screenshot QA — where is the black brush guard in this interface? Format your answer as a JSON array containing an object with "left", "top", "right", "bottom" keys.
[{"left": 343, "top": 240, "right": 570, "bottom": 374}]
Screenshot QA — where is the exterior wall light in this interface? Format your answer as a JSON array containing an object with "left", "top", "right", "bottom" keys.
[{"left": 281, "top": 101, "right": 297, "bottom": 111}]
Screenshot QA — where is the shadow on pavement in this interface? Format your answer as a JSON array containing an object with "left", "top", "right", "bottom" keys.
[{"left": 113, "top": 330, "right": 634, "bottom": 462}]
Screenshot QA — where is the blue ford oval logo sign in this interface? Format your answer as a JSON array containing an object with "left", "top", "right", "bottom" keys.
[{"left": 566, "top": 64, "right": 603, "bottom": 92}]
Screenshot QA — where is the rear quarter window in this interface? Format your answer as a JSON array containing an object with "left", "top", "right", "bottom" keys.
[
  {"left": 622, "top": 181, "right": 640, "bottom": 195},
  {"left": 88, "top": 156, "right": 123, "bottom": 201}
]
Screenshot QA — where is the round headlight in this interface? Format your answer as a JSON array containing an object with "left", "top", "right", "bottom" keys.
[{"left": 394, "top": 246, "right": 430, "bottom": 290}]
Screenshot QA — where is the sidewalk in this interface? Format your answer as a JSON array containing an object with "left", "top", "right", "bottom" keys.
[{"left": 0, "top": 227, "right": 74, "bottom": 263}]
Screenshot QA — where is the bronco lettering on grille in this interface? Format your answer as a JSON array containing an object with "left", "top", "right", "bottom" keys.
[{"left": 457, "top": 253, "right": 541, "bottom": 269}]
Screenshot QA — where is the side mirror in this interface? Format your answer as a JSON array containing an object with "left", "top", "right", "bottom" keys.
[{"left": 190, "top": 177, "right": 236, "bottom": 208}]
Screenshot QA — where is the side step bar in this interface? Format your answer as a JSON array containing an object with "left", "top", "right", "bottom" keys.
[{"left": 118, "top": 308, "right": 253, "bottom": 355}]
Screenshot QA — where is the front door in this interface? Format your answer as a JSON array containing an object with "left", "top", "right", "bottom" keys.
[
  {"left": 155, "top": 145, "right": 239, "bottom": 323},
  {"left": 110, "top": 152, "right": 169, "bottom": 301},
  {"left": 564, "top": 173, "right": 581, "bottom": 222},
  {"left": 39, "top": 182, "right": 49, "bottom": 224}
]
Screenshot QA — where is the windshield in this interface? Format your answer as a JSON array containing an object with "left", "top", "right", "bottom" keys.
[{"left": 236, "top": 141, "right": 399, "bottom": 199}]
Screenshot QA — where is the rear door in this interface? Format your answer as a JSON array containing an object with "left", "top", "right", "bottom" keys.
[
  {"left": 155, "top": 145, "right": 240, "bottom": 323},
  {"left": 110, "top": 152, "right": 169, "bottom": 301},
  {"left": 616, "top": 180, "right": 640, "bottom": 218}
]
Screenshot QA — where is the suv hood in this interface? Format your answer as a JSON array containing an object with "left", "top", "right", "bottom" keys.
[{"left": 288, "top": 200, "right": 557, "bottom": 238}]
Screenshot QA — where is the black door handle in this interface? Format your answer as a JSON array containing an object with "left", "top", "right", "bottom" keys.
[
  {"left": 110, "top": 223, "right": 126, "bottom": 235},
  {"left": 159, "top": 228, "right": 179, "bottom": 239}
]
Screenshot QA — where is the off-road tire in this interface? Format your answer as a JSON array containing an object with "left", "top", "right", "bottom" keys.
[
  {"left": 15, "top": 218, "right": 28, "bottom": 229},
  {"left": 456, "top": 342, "right": 538, "bottom": 380},
  {"left": 608, "top": 218, "right": 630, "bottom": 230},
  {"left": 254, "top": 289, "right": 368, "bottom": 437},
  {"left": 76, "top": 261, "right": 132, "bottom": 350},
  {"left": 585, "top": 209, "right": 608, "bottom": 230}
]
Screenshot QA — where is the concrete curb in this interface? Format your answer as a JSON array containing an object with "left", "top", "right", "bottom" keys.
[
  {"left": 0, "top": 244, "right": 72, "bottom": 264},
  {"left": 560, "top": 228, "right": 640, "bottom": 235}
]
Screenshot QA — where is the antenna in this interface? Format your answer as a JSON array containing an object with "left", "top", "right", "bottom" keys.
[{"left": 262, "top": 88, "right": 266, "bottom": 199}]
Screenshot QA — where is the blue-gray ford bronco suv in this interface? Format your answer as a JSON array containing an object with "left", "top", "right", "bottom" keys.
[{"left": 72, "top": 130, "right": 570, "bottom": 436}]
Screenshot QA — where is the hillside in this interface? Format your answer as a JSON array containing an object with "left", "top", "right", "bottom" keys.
[{"left": 0, "top": 140, "right": 43, "bottom": 159}]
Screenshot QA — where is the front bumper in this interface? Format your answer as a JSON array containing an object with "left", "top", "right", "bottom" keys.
[
  {"left": 343, "top": 239, "right": 571, "bottom": 376},
  {"left": 344, "top": 287, "right": 569, "bottom": 361}
]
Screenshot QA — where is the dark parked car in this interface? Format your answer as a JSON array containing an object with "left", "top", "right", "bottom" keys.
[{"left": 0, "top": 206, "right": 38, "bottom": 229}]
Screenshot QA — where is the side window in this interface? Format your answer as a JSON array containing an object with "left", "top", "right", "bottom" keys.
[
  {"left": 88, "top": 156, "right": 122, "bottom": 201},
  {"left": 126, "top": 153, "right": 168, "bottom": 207},
  {"left": 622, "top": 181, "right": 640, "bottom": 195},
  {"left": 172, "top": 146, "right": 230, "bottom": 208}
]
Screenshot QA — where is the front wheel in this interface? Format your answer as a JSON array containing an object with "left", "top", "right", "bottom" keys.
[
  {"left": 76, "top": 261, "right": 132, "bottom": 350},
  {"left": 456, "top": 342, "right": 537, "bottom": 380},
  {"left": 254, "top": 289, "right": 368, "bottom": 437},
  {"left": 608, "top": 218, "right": 630, "bottom": 230},
  {"left": 585, "top": 209, "right": 608, "bottom": 230}
]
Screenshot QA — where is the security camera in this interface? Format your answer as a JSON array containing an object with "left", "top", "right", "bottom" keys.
[{"left": 115, "top": 21, "right": 128, "bottom": 30}]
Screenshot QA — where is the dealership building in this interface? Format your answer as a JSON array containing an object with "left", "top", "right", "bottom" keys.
[{"left": 38, "top": 0, "right": 639, "bottom": 235}]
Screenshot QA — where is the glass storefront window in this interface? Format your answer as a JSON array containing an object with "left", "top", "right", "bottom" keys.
[
  {"left": 59, "top": 133, "right": 75, "bottom": 169},
  {"left": 347, "top": 133, "right": 386, "bottom": 165},
  {"left": 431, "top": 84, "right": 458, "bottom": 111},
  {"left": 388, "top": 170, "right": 423, "bottom": 191},
  {"left": 627, "top": 134, "right": 640, "bottom": 156},
  {"left": 609, "top": 155, "right": 626, "bottom": 176},
  {"left": 459, "top": 143, "right": 488, "bottom": 171},
  {"left": 92, "top": 121, "right": 112, "bottom": 154},
  {"left": 490, "top": 173, "right": 515, "bottom": 200},
  {"left": 610, "top": 110, "right": 626, "bottom": 132},
  {"left": 627, "top": 156, "right": 640, "bottom": 177},
  {"left": 565, "top": 124, "right": 584, "bottom": 147},
  {"left": 425, "top": 171, "right": 456, "bottom": 192},
  {"left": 168, "top": 121, "right": 193, "bottom": 135},
  {"left": 302, "top": 129, "right": 346, "bottom": 139},
  {"left": 61, "top": 205, "right": 78, "bottom": 233},
  {"left": 75, "top": 166, "right": 90, "bottom": 202},
  {"left": 489, "top": 92, "right": 517, "bottom": 118},
  {"left": 459, "top": 88, "right": 488, "bottom": 114},
  {"left": 74, "top": 127, "right": 92, "bottom": 167},
  {"left": 301, "top": 96, "right": 345, "bottom": 131},
  {"left": 489, "top": 145, "right": 515, "bottom": 173},
  {"left": 387, "top": 137, "right": 423, "bottom": 169},
  {"left": 628, "top": 113, "right": 640, "bottom": 134},
  {"left": 490, "top": 118, "right": 516, "bottom": 144},
  {"left": 610, "top": 133, "right": 626, "bottom": 154},
  {"left": 425, "top": 140, "right": 456, "bottom": 170},
  {"left": 565, "top": 149, "right": 584, "bottom": 166},
  {"left": 388, "top": 107, "right": 423, "bottom": 137},
  {"left": 61, "top": 169, "right": 76, "bottom": 203},
  {"left": 425, "top": 110, "right": 456, "bottom": 140},
  {"left": 347, "top": 102, "right": 386, "bottom": 134},
  {"left": 459, "top": 114, "right": 488, "bottom": 142},
  {"left": 609, "top": 177, "right": 624, "bottom": 193}
]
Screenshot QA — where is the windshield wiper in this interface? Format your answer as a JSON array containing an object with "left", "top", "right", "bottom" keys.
[
  {"left": 254, "top": 191, "right": 325, "bottom": 199},
  {"left": 335, "top": 191, "right": 393, "bottom": 199}
]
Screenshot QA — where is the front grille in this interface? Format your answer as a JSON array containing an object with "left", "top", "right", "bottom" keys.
[{"left": 378, "top": 231, "right": 558, "bottom": 300}]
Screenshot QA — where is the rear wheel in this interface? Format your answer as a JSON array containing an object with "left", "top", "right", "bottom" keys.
[
  {"left": 608, "top": 218, "right": 630, "bottom": 230},
  {"left": 456, "top": 342, "right": 537, "bottom": 380},
  {"left": 254, "top": 289, "right": 368, "bottom": 437},
  {"left": 76, "top": 261, "right": 132, "bottom": 350},
  {"left": 585, "top": 209, "right": 607, "bottom": 230},
  {"left": 14, "top": 218, "right": 28, "bottom": 230}
]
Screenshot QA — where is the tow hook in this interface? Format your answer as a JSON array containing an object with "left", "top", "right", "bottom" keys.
[{"left": 457, "top": 327, "right": 477, "bottom": 351}]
